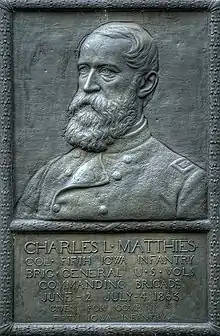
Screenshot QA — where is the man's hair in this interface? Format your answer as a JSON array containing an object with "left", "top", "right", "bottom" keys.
[{"left": 78, "top": 22, "right": 159, "bottom": 76}]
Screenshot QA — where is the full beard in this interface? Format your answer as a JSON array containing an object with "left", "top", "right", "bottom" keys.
[{"left": 63, "top": 85, "right": 139, "bottom": 152}]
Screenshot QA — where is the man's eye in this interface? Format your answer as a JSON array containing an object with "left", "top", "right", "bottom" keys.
[
  {"left": 78, "top": 66, "right": 89, "bottom": 76},
  {"left": 99, "top": 67, "right": 117, "bottom": 79}
]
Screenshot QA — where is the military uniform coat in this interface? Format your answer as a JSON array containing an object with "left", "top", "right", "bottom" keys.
[{"left": 16, "top": 121, "right": 207, "bottom": 220}]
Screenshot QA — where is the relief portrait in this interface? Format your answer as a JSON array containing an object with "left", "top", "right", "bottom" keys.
[{"left": 15, "top": 21, "right": 207, "bottom": 221}]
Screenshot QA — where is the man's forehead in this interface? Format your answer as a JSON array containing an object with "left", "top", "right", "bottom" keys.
[{"left": 78, "top": 33, "right": 131, "bottom": 64}]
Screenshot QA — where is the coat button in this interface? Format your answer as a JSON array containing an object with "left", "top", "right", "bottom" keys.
[
  {"left": 65, "top": 168, "right": 72, "bottom": 176},
  {"left": 112, "top": 171, "right": 122, "bottom": 180},
  {"left": 73, "top": 149, "right": 81, "bottom": 158},
  {"left": 123, "top": 155, "right": 132, "bottom": 164},
  {"left": 99, "top": 205, "right": 108, "bottom": 215},
  {"left": 52, "top": 204, "right": 61, "bottom": 213}
]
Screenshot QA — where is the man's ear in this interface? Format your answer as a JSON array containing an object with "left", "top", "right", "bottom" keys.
[{"left": 137, "top": 71, "right": 158, "bottom": 98}]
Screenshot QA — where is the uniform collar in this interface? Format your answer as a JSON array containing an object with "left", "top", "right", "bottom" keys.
[{"left": 106, "top": 117, "right": 151, "bottom": 153}]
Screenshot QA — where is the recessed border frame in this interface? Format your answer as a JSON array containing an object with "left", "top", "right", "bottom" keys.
[{"left": 1, "top": 0, "right": 220, "bottom": 335}]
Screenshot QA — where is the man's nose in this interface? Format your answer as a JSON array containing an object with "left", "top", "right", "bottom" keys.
[{"left": 83, "top": 69, "right": 100, "bottom": 93}]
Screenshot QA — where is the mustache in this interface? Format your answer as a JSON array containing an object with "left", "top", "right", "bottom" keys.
[{"left": 68, "top": 93, "right": 118, "bottom": 117}]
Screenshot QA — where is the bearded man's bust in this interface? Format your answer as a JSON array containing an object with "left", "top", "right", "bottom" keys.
[{"left": 15, "top": 22, "right": 207, "bottom": 221}]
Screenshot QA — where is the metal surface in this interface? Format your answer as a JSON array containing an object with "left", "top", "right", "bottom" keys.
[
  {"left": 0, "top": 1, "right": 219, "bottom": 336},
  {"left": 14, "top": 232, "right": 207, "bottom": 323},
  {"left": 14, "top": 19, "right": 208, "bottom": 221}
]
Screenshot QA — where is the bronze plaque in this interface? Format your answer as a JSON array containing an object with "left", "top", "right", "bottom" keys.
[
  {"left": 14, "top": 232, "right": 207, "bottom": 323},
  {"left": 0, "top": 1, "right": 219, "bottom": 335}
]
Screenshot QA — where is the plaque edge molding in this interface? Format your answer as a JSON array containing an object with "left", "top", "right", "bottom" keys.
[
  {"left": 9, "top": 322, "right": 220, "bottom": 336},
  {"left": 0, "top": 0, "right": 217, "bottom": 11},
  {"left": 0, "top": 1, "right": 219, "bottom": 335},
  {"left": 10, "top": 219, "right": 212, "bottom": 232}
]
